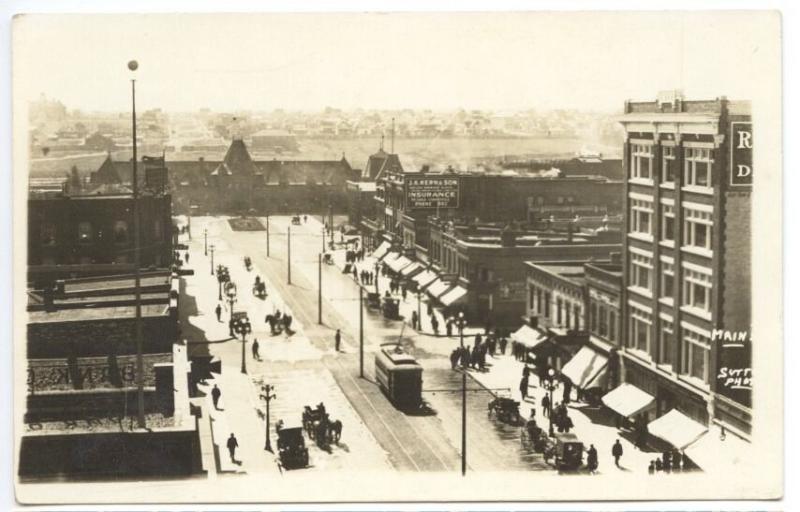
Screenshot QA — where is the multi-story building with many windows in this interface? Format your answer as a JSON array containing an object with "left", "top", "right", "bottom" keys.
[{"left": 617, "top": 92, "right": 752, "bottom": 438}]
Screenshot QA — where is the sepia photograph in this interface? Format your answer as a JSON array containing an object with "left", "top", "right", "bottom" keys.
[{"left": 8, "top": 8, "right": 784, "bottom": 506}]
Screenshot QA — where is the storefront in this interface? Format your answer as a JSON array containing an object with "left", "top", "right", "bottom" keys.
[{"left": 560, "top": 345, "right": 609, "bottom": 403}]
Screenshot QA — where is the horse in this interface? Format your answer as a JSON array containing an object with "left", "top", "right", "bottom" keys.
[{"left": 327, "top": 419, "right": 343, "bottom": 444}]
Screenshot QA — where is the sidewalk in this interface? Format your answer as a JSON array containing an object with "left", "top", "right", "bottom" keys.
[
  {"left": 329, "top": 246, "right": 483, "bottom": 341},
  {"left": 463, "top": 353, "right": 659, "bottom": 476}
]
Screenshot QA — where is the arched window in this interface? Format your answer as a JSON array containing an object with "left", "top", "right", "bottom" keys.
[
  {"left": 114, "top": 221, "right": 129, "bottom": 243},
  {"left": 78, "top": 222, "right": 93, "bottom": 243}
]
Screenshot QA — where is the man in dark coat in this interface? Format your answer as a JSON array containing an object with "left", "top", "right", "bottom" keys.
[
  {"left": 335, "top": 329, "right": 342, "bottom": 352},
  {"left": 612, "top": 439, "right": 623, "bottom": 467},
  {"left": 541, "top": 393, "right": 550, "bottom": 417},
  {"left": 227, "top": 433, "right": 239, "bottom": 462},
  {"left": 215, "top": 303, "right": 222, "bottom": 322},
  {"left": 519, "top": 374, "right": 529, "bottom": 400},
  {"left": 587, "top": 444, "right": 598, "bottom": 473},
  {"left": 211, "top": 384, "right": 221, "bottom": 410}
]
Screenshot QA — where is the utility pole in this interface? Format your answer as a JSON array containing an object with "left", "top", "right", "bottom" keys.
[
  {"left": 261, "top": 384, "right": 276, "bottom": 451},
  {"left": 204, "top": 228, "right": 208, "bottom": 255},
  {"left": 287, "top": 225, "right": 292, "bottom": 285},
  {"left": 265, "top": 215, "right": 270, "bottom": 258},
  {"left": 318, "top": 253, "right": 322, "bottom": 324},
  {"left": 129, "top": 60, "right": 145, "bottom": 430},
  {"left": 459, "top": 311, "right": 466, "bottom": 476},
  {"left": 359, "top": 285, "right": 364, "bottom": 378},
  {"left": 322, "top": 226, "right": 326, "bottom": 253}
]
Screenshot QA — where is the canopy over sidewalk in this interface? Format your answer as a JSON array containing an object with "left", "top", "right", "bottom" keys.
[
  {"left": 561, "top": 345, "right": 609, "bottom": 389},
  {"left": 648, "top": 409, "right": 708, "bottom": 449},
  {"left": 511, "top": 324, "right": 548, "bottom": 349},
  {"left": 439, "top": 285, "right": 467, "bottom": 306},
  {"left": 371, "top": 241, "right": 392, "bottom": 260},
  {"left": 602, "top": 383, "right": 655, "bottom": 418}
]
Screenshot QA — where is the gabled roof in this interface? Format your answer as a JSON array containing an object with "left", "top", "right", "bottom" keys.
[
  {"left": 213, "top": 138, "right": 257, "bottom": 176},
  {"left": 90, "top": 155, "right": 122, "bottom": 184}
]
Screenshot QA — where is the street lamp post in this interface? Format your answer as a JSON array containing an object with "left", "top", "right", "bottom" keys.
[
  {"left": 217, "top": 265, "right": 229, "bottom": 301},
  {"left": 287, "top": 225, "right": 292, "bottom": 285},
  {"left": 322, "top": 226, "right": 326, "bottom": 253},
  {"left": 204, "top": 228, "right": 208, "bottom": 256},
  {"left": 209, "top": 245, "right": 215, "bottom": 275},
  {"left": 318, "top": 253, "right": 323, "bottom": 324},
  {"left": 458, "top": 311, "right": 467, "bottom": 476},
  {"left": 260, "top": 384, "right": 276, "bottom": 451},
  {"left": 359, "top": 285, "right": 364, "bottom": 378},
  {"left": 374, "top": 261, "right": 380, "bottom": 294},
  {"left": 128, "top": 59, "right": 146, "bottom": 429},
  {"left": 546, "top": 368, "right": 558, "bottom": 437}
]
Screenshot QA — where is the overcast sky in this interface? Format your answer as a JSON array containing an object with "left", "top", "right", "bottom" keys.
[{"left": 12, "top": 11, "right": 779, "bottom": 113}]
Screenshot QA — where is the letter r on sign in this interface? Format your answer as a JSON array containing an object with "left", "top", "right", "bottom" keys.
[{"left": 737, "top": 130, "right": 752, "bottom": 149}]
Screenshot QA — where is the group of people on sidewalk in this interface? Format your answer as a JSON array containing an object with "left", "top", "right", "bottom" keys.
[
  {"left": 448, "top": 333, "right": 508, "bottom": 371},
  {"left": 648, "top": 449, "right": 692, "bottom": 474}
]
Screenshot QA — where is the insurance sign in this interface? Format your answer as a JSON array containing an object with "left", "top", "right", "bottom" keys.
[{"left": 405, "top": 176, "right": 460, "bottom": 209}]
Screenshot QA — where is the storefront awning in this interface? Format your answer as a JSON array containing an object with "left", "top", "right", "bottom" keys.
[
  {"left": 561, "top": 346, "right": 609, "bottom": 389},
  {"left": 439, "top": 285, "right": 467, "bottom": 307},
  {"left": 412, "top": 270, "right": 439, "bottom": 290},
  {"left": 371, "top": 241, "right": 392, "bottom": 260},
  {"left": 511, "top": 324, "right": 548, "bottom": 349},
  {"left": 648, "top": 409, "right": 708, "bottom": 450},
  {"left": 426, "top": 279, "right": 451, "bottom": 299},
  {"left": 684, "top": 424, "right": 752, "bottom": 473},
  {"left": 399, "top": 261, "right": 423, "bottom": 277},
  {"left": 386, "top": 255, "right": 413, "bottom": 273},
  {"left": 601, "top": 383, "right": 655, "bottom": 418}
]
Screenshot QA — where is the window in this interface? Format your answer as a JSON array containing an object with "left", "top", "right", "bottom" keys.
[
  {"left": 682, "top": 266, "right": 712, "bottom": 314},
  {"left": 557, "top": 298, "right": 563, "bottom": 324},
  {"left": 544, "top": 292, "right": 551, "bottom": 318},
  {"left": 683, "top": 207, "right": 713, "bottom": 251},
  {"left": 40, "top": 222, "right": 56, "bottom": 246},
  {"left": 661, "top": 204, "right": 675, "bottom": 243},
  {"left": 628, "top": 305, "right": 652, "bottom": 355},
  {"left": 661, "top": 260, "right": 675, "bottom": 300},
  {"left": 629, "top": 252, "right": 653, "bottom": 293},
  {"left": 590, "top": 303, "right": 598, "bottom": 332},
  {"left": 114, "top": 220, "right": 129, "bottom": 243},
  {"left": 608, "top": 311, "right": 617, "bottom": 341},
  {"left": 537, "top": 289, "right": 543, "bottom": 314},
  {"left": 78, "top": 221, "right": 93, "bottom": 243},
  {"left": 565, "top": 302, "right": 571, "bottom": 328},
  {"left": 684, "top": 147, "right": 713, "bottom": 189},
  {"left": 598, "top": 305, "right": 608, "bottom": 337},
  {"left": 529, "top": 287, "right": 535, "bottom": 311},
  {"left": 682, "top": 328, "right": 711, "bottom": 384},
  {"left": 630, "top": 198, "right": 653, "bottom": 237},
  {"left": 631, "top": 143, "right": 654, "bottom": 181},
  {"left": 659, "top": 320, "right": 675, "bottom": 368},
  {"left": 574, "top": 305, "right": 581, "bottom": 330},
  {"left": 661, "top": 146, "right": 676, "bottom": 185}
]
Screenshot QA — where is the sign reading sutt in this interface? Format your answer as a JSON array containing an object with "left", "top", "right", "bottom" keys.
[
  {"left": 405, "top": 176, "right": 460, "bottom": 209},
  {"left": 730, "top": 122, "right": 753, "bottom": 186}
]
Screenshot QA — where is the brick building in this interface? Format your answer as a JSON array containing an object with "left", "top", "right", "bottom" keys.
[
  {"left": 613, "top": 93, "right": 752, "bottom": 441},
  {"left": 28, "top": 187, "right": 173, "bottom": 286},
  {"left": 20, "top": 272, "right": 199, "bottom": 478}
]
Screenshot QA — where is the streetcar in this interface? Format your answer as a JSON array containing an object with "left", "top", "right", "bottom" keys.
[{"left": 374, "top": 345, "right": 423, "bottom": 410}]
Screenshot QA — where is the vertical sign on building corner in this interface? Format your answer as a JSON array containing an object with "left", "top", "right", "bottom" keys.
[{"left": 730, "top": 122, "right": 753, "bottom": 186}]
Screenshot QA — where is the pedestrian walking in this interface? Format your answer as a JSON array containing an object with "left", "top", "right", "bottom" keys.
[
  {"left": 215, "top": 303, "right": 222, "bottom": 322},
  {"left": 612, "top": 439, "right": 623, "bottom": 467},
  {"left": 499, "top": 335, "right": 508, "bottom": 355},
  {"left": 519, "top": 374, "right": 529, "bottom": 400},
  {"left": 252, "top": 338, "right": 260, "bottom": 360},
  {"left": 185, "top": 252, "right": 190, "bottom": 263},
  {"left": 335, "top": 329, "right": 342, "bottom": 352},
  {"left": 227, "top": 433, "right": 239, "bottom": 462},
  {"left": 587, "top": 444, "right": 598, "bottom": 473},
  {"left": 446, "top": 319, "right": 453, "bottom": 337},
  {"left": 211, "top": 384, "right": 221, "bottom": 410},
  {"left": 541, "top": 393, "right": 550, "bottom": 417},
  {"left": 431, "top": 315, "right": 439, "bottom": 335},
  {"left": 402, "top": 287, "right": 407, "bottom": 301},
  {"left": 449, "top": 349, "right": 459, "bottom": 369},
  {"left": 229, "top": 318, "right": 235, "bottom": 337},
  {"left": 411, "top": 310, "right": 419, "bottom": 330}
]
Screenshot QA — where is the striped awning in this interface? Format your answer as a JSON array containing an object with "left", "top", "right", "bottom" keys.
[
  {"left": 412, "top": 270, "right": 439, "bottom": 290},
  {"left": 371, "top": 241, "right": 392, "bottom": 260},
  {"left": 386, "top": 255, "right": 413, "bottom": 273},
  {"left": 426, "top": 279, "right": 451, "bottom": 299},
  {"left": 400, "top": 261, "right": 423, "bottom": 277},
  {"left": 439, "top": 286, "right": 467, "bottom": 306},
  {"left": 561, "top": 346, "right": 609, "bottom": 389}
]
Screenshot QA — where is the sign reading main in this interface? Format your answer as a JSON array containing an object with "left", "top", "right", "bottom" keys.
[
  {"left": 405, "top": 176, "right": 460, "bottom": 209},
  {"left": 730, "top": 122, "right": 753, "bottom": 186},
  {"left": 712, "top": 329, "right": 752, "bottom": 407}
]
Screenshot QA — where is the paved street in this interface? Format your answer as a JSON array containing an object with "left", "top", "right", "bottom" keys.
[{"left": 181, "top": 216, "right": 555, "bottom": 476}]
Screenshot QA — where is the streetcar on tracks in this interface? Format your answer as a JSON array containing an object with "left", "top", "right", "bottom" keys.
[{"left": 374, "top": 343, "right": 423, "bottom": 411}]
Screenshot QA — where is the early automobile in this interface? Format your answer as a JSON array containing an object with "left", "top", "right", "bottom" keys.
[
  {"left": 545, "top": 432, "right": 584, "bottom": 471},
  {"left": 366, "top": 292, "right": 381, "bottom": 310},
  {"left": 382, "top": 297, "right": 401, "bottom": 319},
  {"left": 276, "top": 420, "right": 309, "bottom": 469},
  {"left": 487, "top": 396, "right": 522, "bottom": 425}
]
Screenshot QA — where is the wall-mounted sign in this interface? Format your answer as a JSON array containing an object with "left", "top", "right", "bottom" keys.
[
  {"left": 405, "top": 176, "right": 460, "bottom": 209},
  {"left": 712, "top": 329, "right": 752, "bottom": 407},
  {"left": 730, "top": 122, "right": 753, "bottom": 186}
]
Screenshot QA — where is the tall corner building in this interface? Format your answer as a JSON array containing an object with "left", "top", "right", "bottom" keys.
[{"left": 618, "top": 92, "right": 752, "bottom": 436}]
